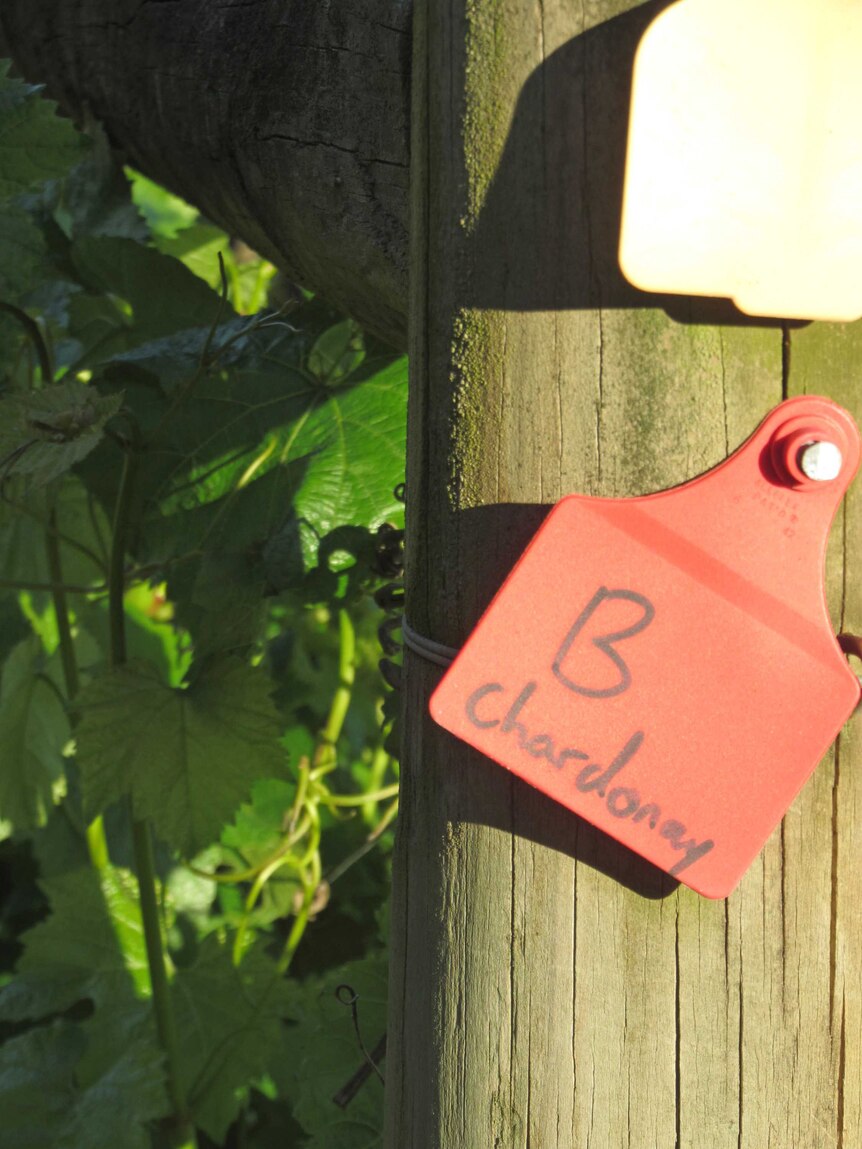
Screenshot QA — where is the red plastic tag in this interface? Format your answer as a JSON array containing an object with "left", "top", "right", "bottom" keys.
[{"left": 430, "top": 397, "right": 861, "bottom": 898}]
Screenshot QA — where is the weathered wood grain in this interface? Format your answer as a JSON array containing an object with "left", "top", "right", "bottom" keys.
[{"left": 386, "top": 2, "right": 859, "bottom": 1145}]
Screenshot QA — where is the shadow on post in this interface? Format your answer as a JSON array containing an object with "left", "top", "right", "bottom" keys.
[{"left": 463, "top": 0, "right": 790, "bottom": 329}]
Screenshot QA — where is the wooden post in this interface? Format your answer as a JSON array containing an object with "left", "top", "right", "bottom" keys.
[{"left": 386, "top": 1, "right": 862, "bottom": 1145}]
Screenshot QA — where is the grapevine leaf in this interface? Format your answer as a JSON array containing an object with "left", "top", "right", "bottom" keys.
[
  {"left": 173, "top": 935, "right": 294, "bottom": 1143},
  {"left": 0, "top": 380, "right": 123, "bottom": 488},
  {"left": 76, "top": 658, "right": 285, "bottom": 856},
  {"left": 276, "top": 950, "right": 388, "bottom": 1149},
  {"left": 128, "top": 170, "right": 198, "bottom": 239},
  {"left": 0, "top": 1015, "right": 168, "bottom": 1149},
  {"left": 29, "top": 799, "right": 90, "bottom": 879},
  {"left": 153, "top": 226, "right": 276, "bottom": 312},
  {"left": 139, "top": 353, "right": 406, "bottom": 616},
  {"left": 63, "top": 1010, "right": 169, "bottom": 1149},
  {"left": 0, "top": 593, "right": 30, "bottom": 667},
  {"left": 0, "top": 206, "right": 47, "bottom": 301},
  {"left": 109, "top": 347, "right": 315, "bottom": 521},
  {"left": 70, "top": 236, "right": 231, "bottom": 350},
  {"left": 206, "top": 355, "right": 406, "bottom": 597},
  {"left": 0, "top": 636, "right": 69, "bottom": 835},
  {"left": 73, "top": 587, "right": 192, "bottom": 689},
  {"left": 0, "top": 866, "right": 149, "bottom": 1023},
  {"left": 164, "top": 848, "right": 219, "bottom": 932},
  {"left": 287, "top": 357, "right": 406, "bottom": 555},
  {"left": 0, "top": 1021, "right": 81, "bottom": 1149},
  {"left": 0, "top": 473, "right": 109, "bottom": 589},
  {"left": 221, "top": 778, "right": 295, "bottom": 864},
  {"left": 132, "top": 308, "right": 397, "bottom": 511},
  {"left": 238, "top": 1094, "right": 306, "bottom": 1149},
  {"left": 155, "top": 222, "right": 230, "bottom": 285},
  {"left": 101, "top": 317, "right": 252, "bottom": 391},
  {"left": 0, "top": 62, "right": 87, "bottom": 200},
  {"left": 52, "top": 127, "right": 149, "bottom": 242},
  {"left": 308, "top": 319, "right": 365, "bottom": 384},
  {"left": 0, "top": 309, "right": 23, "bottom": 382}
]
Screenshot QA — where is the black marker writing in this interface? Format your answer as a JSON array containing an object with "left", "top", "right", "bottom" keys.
[
  {"left": 552, "top": 586, "right": 656, "bottom": 699},
  {"left": 575, "top": 731, "right": 644, "bottom": 798},
  {"left": 464, "top": 682, "right": 589, "bottom": 771},
  {"left": 463, "top": 678, "right": 714, "bottom": 877}
]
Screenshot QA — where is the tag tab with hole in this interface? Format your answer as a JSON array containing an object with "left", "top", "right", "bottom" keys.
[{"left": 430, "top": 397, "right": 861, "bottom": 898}]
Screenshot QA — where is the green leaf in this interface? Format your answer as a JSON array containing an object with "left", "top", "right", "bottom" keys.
[
  {"left": 0, "top": 1020, "right": 82, "bottom": 1148},
  {"left": 291, "top": 357, "right": 406, "bottom": 538},
  {"left": 0, "top": 593, "right": 30, "bottom": 667},
  {"left": 102, "top": 316, "right": 252, "bottom": 391},
  {"left": 0, "top": 308, "right": 24, "bottom": 382},
  {"left": 141, "top": 351, "right": 406, "bottom": 617},
  {"left": 76, "top": 658, "right": 285, "bottom": 856},
  {"left": 155, "top": 222, "right": 229, "bottom": 285},
  {"left": 64, "top": 1010, "right": 169, "bottom": 1149},
  {"left": 0, "top": 1015, "right": 169, "bottom": 1149},
  {"left": 128, "top": 169, "right": 199, "bottom": 239},
  {"left": 0, "top": 636, "right": 69, "bottom": 835},
  {"left": 0, "top": 62, "right": 86, "bottom": 201},
  {"left": 308, "top": 320, "right": 365, "bottom": 384},
  {"left": 70, "top": 236, "right": 229, "bottom": 351},
  {"left": 29, "top": 798, "right": 90, "bottom": 879},
  {"left": 0, "top": 380, "right": 123, "bottom": 488},
  {"left": 221, "top": 778, "right": 295, "bottom": 865},
  {"left": 72, "top": 583, "right": 193, "bottom": 690},
  {"left": 164, "top": 848, "right": 218, "bottom": 934},
  {"left": 0, "top": 472, "right": 109, "bottom": 589},
  {"left": 0, "top": 865, "right": 149, "bottom": 1023},
  {"left": 0, "top": 206, "right": 47, "bottom": 301},
  {"left": 53, "top": 127, "right": 149, "bottom": 242},
  {"left": 173, "top": 935, "right": 293, "bottom": 1143},
  {"left": 277, "top": 950, "right": 387, "bottom": 1149}
]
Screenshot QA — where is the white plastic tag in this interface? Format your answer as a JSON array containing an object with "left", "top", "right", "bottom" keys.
[{"left": 620, "top": 0, "right": 862, "bottom": 323}]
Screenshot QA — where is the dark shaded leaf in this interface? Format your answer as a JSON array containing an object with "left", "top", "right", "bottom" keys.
[
  {"left": 70, "top": 235, "right": 229, "bottom": 352},
  {"left": 0, "top": 1020, "right": 81, "bottom": 1148},
  {"left": 0, "top": 473, "right": 110, "bottom": 588},
  {"left": 0, "top": 206, "right": 47, "bottom": 301},
  {"left": 0, "top": 1014, "right": 168, "bottom": 1149},
  {"left": 173, "top": 936, "right": 293, "bottom": 1143},
  {"left": 0, "top": 380, "right": 122, "bottom": 488},
  {"left": 0, "top": 636, "right": 69, "bottom": 836},
  {"left": 0, "top": 63, "right": 86, "bottom": 200},
  {"left": 277, "top": 950, "right": 387, "bottom": 1149},
  {"left": 0, "top": 866, "right": 148, "bottom": 1023},
  {"left": 76, "top": 659, "right": 285, "bottom": 856}
]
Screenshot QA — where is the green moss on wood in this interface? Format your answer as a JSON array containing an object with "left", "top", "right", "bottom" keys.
[
  {"left": 462, "top": 0, "right": 515, "bottom": 230},
  {"left": 449, "top": 308, "right": 505, "bottom": 508}
]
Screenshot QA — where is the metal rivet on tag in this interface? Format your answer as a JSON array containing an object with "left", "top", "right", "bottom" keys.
[
  {"left": 799, "top": 442, "right": 843, "bottom": 483},
  {"left": 770, "top": 413, "right": 851, "bottom": 491}
]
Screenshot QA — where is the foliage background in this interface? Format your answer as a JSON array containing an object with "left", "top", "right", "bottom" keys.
[{"left": 0, "top": 63, "right": 403, "bottom": 1148}]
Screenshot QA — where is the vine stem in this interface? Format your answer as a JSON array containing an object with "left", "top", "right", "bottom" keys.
[
  {"left": 0, "top": 302, "right": 53, "bottom": 382},
  {"left": 362, "top": 740, "right": 391, "bottom": 822},
  {"left": 133, "top": 818, "right": 193, "bottom": 1145},
  {"left": 44, "top": 504, "right": 108, "bottom": 870},
  {"left": 324, "top": 783, "right": 400, "bottom": 809},
  {"left": 191, "top": 811, "right": 313, "bottom": 886},
  {"left": 309, "top": 608, "right": 356, "bottom": 781},
  {"left": 273, "top": 609, "right": 357, "bottom": 973},
  {"left": 108, "top": 433, "right": 197, "bottom": 1149}
]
